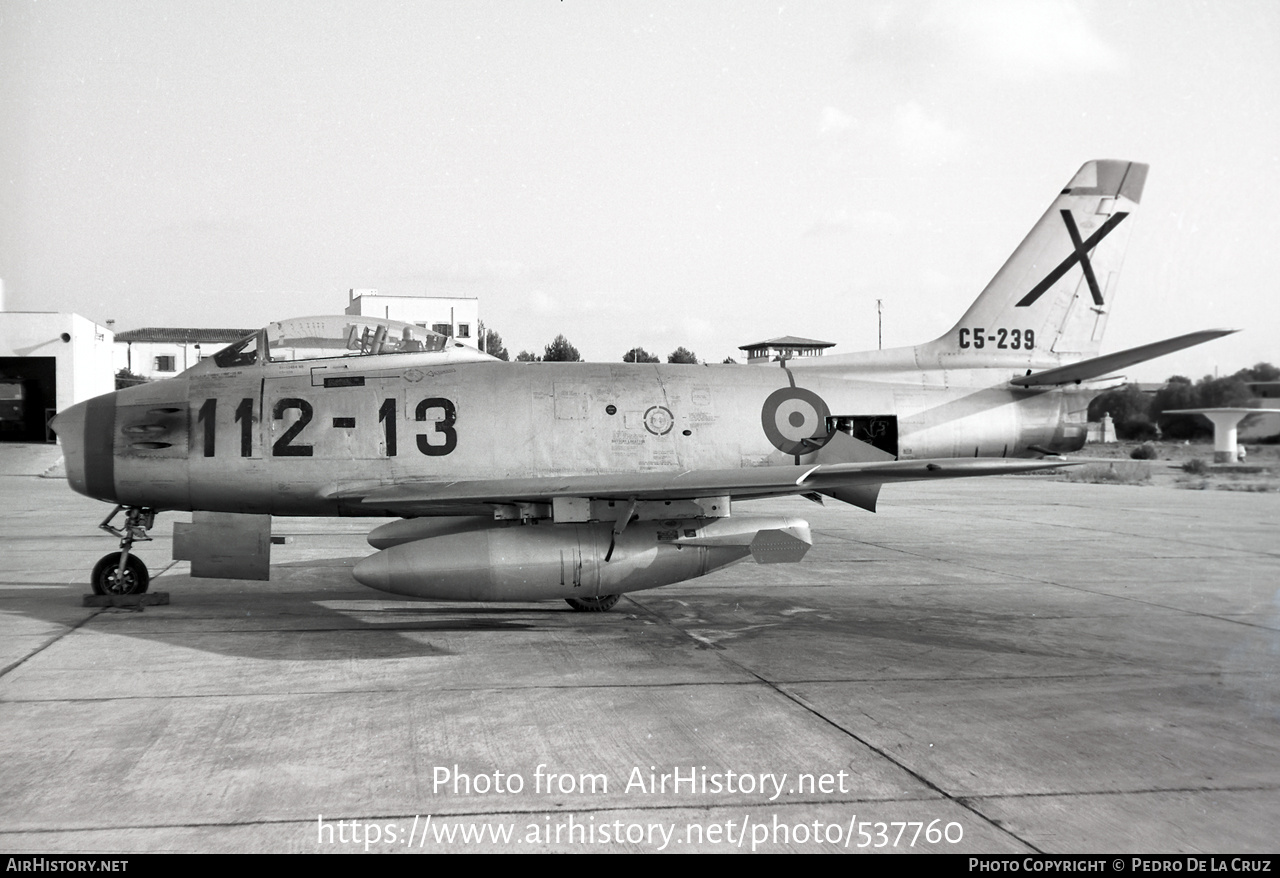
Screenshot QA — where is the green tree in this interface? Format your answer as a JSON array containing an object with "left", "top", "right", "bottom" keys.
[
  {"left": 1238, "top": 362, "right": 1280, "bottom": 382},
  {"left": 115, "top": 368, "right": 148, "bottom": 389},
  {"left": 515, "top": 350, "right": 540, "bottom": 362},
  {"left": 667, "top": 346, "right": 698, "bottom": 364},
  {"left": 482, "top": 329, "right": 509, "bottom": 361},
  {"left": 542, "top": 335, "right": 582, "bottom": 362},
  {"left": 1196, "top": 375, "right": 1252, "bottom": 409},
  {"left": 1152, "top": 377, "right": 1202, "bottom": 440},
  {"left": 722, "top": 356, "right": 737, "bottom": 364},
  {"left": 623, "top": 347, "right": 659, "bottom": 363}
]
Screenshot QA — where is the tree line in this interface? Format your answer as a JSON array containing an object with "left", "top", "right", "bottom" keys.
[
  {"left": 1088, "top": 363, "right": 1278, "bottom": 441},
  {"left": 483, "top": 329, "right": 731, "bottom": 365}
]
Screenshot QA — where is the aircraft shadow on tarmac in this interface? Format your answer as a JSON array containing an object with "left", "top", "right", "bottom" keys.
[
  {"left": 8, "top": 550, "right": 1083, "bottom": 669},
  {"left": 3, "top": 556, "right": 595, "bottom": 665}
]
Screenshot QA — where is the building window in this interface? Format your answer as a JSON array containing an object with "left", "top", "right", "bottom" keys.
[
  {"left": 431, "top": 323, "right": 451, "bottom": 337},
  {"left": 154, "top": 355, "right": 176, "bottom": 372},
  {"left": 457, "top": 323, "right": 470, "bottom": 338}
]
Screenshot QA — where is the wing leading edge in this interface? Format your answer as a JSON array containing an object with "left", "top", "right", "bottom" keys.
[{"left": 330, "top": 457, "right": 1073, "bottom": 516}]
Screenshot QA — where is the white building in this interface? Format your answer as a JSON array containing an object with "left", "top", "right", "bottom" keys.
[
  {"left": 113, "top": 327, "right": 254, "bottom": 382},
  {"left": 345, "top": 289, "right": 480, "bottom": 348},
  {"left": 0, "top": 312, "right": 115, "bottom": 441}
]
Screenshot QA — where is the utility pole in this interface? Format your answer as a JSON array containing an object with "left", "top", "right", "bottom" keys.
[{"left": 877, "top": 299, "right": 883, "bottom": 350}]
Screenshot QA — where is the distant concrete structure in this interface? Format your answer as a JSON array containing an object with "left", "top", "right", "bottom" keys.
[
  {"left": 739, "top": 336, "right": 835, "bottom": 365},
  {"left": 1087, "top": 414, "right": 1117, "bottom": 444},
  {"left": 1167, "top": 406, "right": 1280, "bottom": 462},
  {"left": 0, "top": 312, "right": 115, "bottom": 440},
  {"left": 113, "top": 327, "right": 254, "bottom": 381},
  {"left": 346, "top": 289, "right": 479, "bottom": 348},
  {"left": 1166, "top": 381, "right": 1280, "bottom": 460}
]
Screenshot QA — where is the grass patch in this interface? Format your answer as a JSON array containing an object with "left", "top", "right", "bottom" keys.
[
  {"left": 1214, "top": 473, "right": 1279, "bottom": 492},
  {"left": 1063, "top": 461, "right": 1152, "bottom": 485},
  {"left": 1175, "top": 472, "right": 1278, "bottom": 492}
]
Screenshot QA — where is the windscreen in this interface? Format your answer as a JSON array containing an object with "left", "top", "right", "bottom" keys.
[{"left": 213, "top": 317, "right": 448, "bottom": 367}]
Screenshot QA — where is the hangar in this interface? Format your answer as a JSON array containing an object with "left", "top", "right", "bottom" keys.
[{"left": 0, "top": 311, "right": 114, "bottom": 442}]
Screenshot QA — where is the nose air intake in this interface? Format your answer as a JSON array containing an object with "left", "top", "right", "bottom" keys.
[{"left": 52, "top": 393, "right": 118, "bottom": 503}]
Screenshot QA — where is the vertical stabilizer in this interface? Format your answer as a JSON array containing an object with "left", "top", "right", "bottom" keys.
[{"left": 940, "top": 160, "right": 1147, "bottom": 366}]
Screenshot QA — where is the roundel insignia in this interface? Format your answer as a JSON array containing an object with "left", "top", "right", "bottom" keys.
[
  {"left": 761, "top": 387, "right": 831, "bottom": 455},
  {"left": 644, "top": 405, "right": 674, "bottom": 436}
]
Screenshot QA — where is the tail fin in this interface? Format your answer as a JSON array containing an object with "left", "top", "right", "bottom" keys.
[{"left": 941, "top": 159, "right": 1147, "bottom": 366}]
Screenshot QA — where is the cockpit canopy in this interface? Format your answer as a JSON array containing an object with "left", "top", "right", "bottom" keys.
[{"left": 213, "top": 316, "right": 451, "bottom": 368}]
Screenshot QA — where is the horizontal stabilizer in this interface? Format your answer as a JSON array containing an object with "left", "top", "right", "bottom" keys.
[{"left": 1010, "top": 329, "right": 1238, "bottom": 387}]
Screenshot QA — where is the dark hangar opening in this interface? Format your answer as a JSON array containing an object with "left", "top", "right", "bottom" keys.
[{"left": 0, "top": 357, "right": 57, "bottom": 442}]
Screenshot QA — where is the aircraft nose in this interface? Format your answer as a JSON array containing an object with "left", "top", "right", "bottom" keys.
[
  {"left": 51, "top": 394, "right": 118, "bottom": 502},
  {"left": 49, "top": 403, "right": 81, "bottom": 444},
  {"left": 50, "top": 401, "right": 86, "bottom": 490}
]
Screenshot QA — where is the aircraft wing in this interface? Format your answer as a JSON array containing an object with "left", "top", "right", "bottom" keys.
[
  {"left": 1010, "top": 329, "right": 1237, "bottom": 387},
  {"left": 332, "top": 457, "right": 1071, "bottom": 516}
]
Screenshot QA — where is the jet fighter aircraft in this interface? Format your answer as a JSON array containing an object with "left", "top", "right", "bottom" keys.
[{"left": 52, "top": 160, "right": 1233, "bottom": 610}]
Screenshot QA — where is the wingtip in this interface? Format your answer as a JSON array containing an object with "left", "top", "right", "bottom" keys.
[{"left": 1191, "top": 328, "right": 1242, "bottom": 341}]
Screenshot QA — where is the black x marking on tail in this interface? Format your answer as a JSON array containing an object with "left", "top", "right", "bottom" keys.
[{"left": 1015, "top": 210, "right": 1128, "bottom": 307}]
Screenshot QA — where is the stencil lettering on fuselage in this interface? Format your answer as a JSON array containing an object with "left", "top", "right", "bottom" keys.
[{"left": 643, "top": 405, "right": 674, "bottom": 436}]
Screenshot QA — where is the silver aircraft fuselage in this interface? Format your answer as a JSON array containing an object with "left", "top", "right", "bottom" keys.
[{"left": 56, "top": 346, "right": 1082, "bottom": 517}]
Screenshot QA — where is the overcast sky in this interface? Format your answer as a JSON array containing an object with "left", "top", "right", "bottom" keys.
[{"left": 2, "top": 0, "right": 1276, "bottom": 378}]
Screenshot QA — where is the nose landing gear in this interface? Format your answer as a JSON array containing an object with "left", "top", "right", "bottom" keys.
[{"left": 91, "top": 506, "right": 156, "bottom": 596}]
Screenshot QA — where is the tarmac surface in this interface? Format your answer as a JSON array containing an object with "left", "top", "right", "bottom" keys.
[{"left": 1, "top": 442, "right": 1277, "bottom": 853}]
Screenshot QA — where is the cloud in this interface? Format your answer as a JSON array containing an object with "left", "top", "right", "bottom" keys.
[
  {"left": 852, "top": 0, "right": 1126, "bottom": 79},
  {"left": 527, "top": 289, "right": 558, "bottom": 314},
  {"left": 680, "top": 316, "right": 717, "bottom": 343},
  {"left": 419, "top": 259, "right": 539, "bottom": 284},
  {"left": 941, "top": 0, "right": 1127, "bottom": 76},
  {"left": 889, "top": 101, "right": 967, "bottom": 164},
  {"left": 919, "top": 267, "right": 957, "bottom": 294},
  {"left": 805, "top": 207, "right": 906, "bottom": 238},
  {"left": 819, "top": 105, "right": 855, "bottom": 135},
  {"left": 805, "top": 208, "right": 852, "bottom": 238},
  {"left": 814, "top": 100, "right": 965, "bottom": 168}
]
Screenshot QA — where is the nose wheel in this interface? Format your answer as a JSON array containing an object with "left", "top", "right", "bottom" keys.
[
  {"left": 91, "top": 552, "right": 150, "bottom": 595},
  {"left": 92, "top": 506, "right": 155, "bottom": 596}
]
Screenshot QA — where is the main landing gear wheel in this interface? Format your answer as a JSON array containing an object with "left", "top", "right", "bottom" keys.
[
  {"left": 91, "top": 552, "right": 150, "bottom": 595},
  {"left": 565, "top": 594, "right": 621, "bottom": 612}
]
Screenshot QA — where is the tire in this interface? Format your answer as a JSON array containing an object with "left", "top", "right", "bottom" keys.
[
  {"left": 91, "top": 553, "right": 150, "bottom": 596},
  {"left": 565, "top": 594, "right": 621, "bottom": 612}
]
